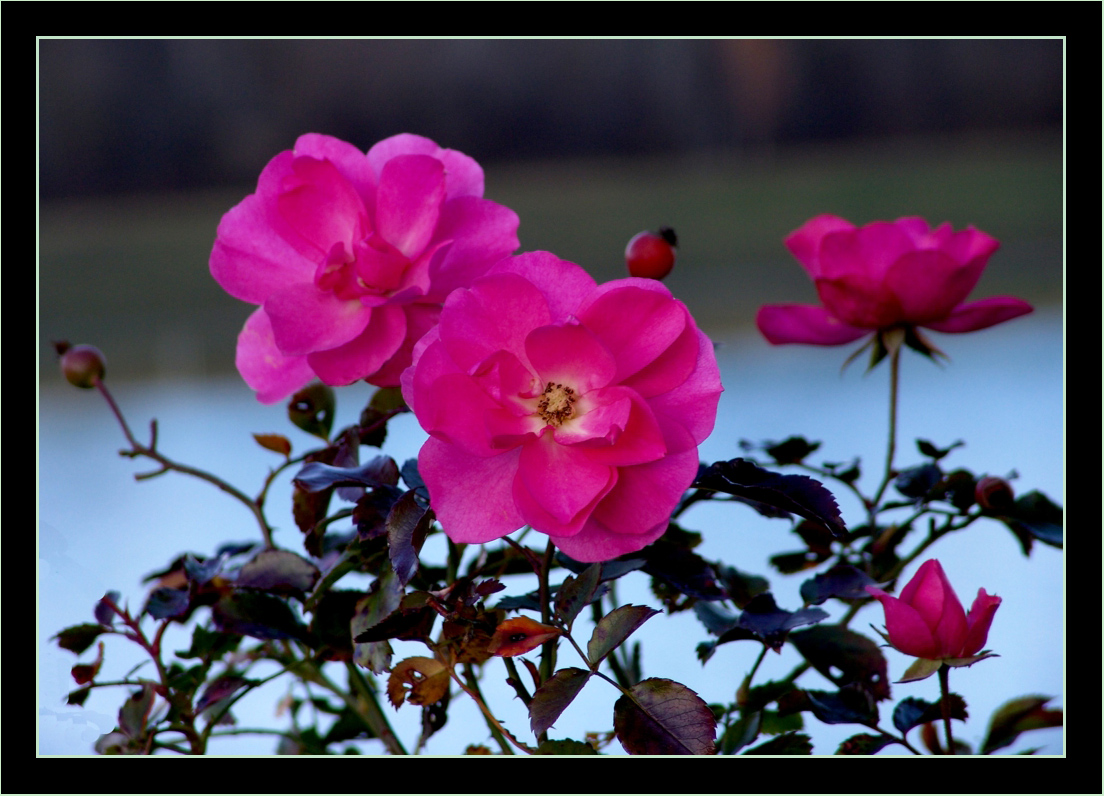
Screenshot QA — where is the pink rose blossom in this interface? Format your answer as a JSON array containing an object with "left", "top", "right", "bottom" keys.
[
  {"left": 756, "top": 215, "right": 1033, "bottom": 347},
  {"left": 401, "top": 251, "right": 723, "bottom": 563},
  {"left": 210, "top": 133, "right": 520, "bottom": 403},
  {"left": 865, "top": 559, "right": 1001, "bottom": 660}
]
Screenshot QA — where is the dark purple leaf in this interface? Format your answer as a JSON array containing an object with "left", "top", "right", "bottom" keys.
[
  {"left": 184, "top": 553, "right": 224, "bottom": 585},
  {"left": 790, "top": 625, "right": 890, "bottom": 701},
  {"left": 294, "top": 454, "right": 401, "bottom": 493},
  {"left": 800, "top": 564, "right": 882, "bottom": 605},
  {"left": 236, "top": 549, "right": 320, "bottom": 597},
  {"left": 893, "top": 696, "right": 937, "bottom": 735},
  {"left": 145, "top": 587, "right": 192, "bottom": 620},
  {"left": 613, "top": 678, "right": 716, "bottom": 755},
  {"left": 731, "top": 593, "right": 828, "bottom": 651},
  {"left": 916, "top": 438, "right": 964, "bottom": 460},
  {"left": 195, "top": 675, "right": 250, "bottom": 714},
  {"left": 212, "top": 591, "right": 307, "bottom": 642},
  {"left": 764, "top": 436, "right": 821, "bottom": 465},
  {"left": 386, "top": 491, "right": 433, "bottom": 587},
  {"left": 694, "top": 458, "right": 846, "bottom": 538},
  {"left": 555, "top": 564, "right": 601, "bottom": 630},
  {"left": 94, "top": 591, "right": 121, "bottom": 626},
  {"left": 587, "top": 605, "right": 659, "bottom": 666},
  {"left": 803, "top": 686, "right": 878, "bottom": 725},
  {"left": 894, "top": 463, "right": 943, "bottom": 499},
  {"left": 530, "top": 668, "right": 592, "bottom": 737}
]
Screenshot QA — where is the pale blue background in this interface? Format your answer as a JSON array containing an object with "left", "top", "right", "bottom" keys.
[{"left": 39, "top": 310, "right": 1063, "bottom": 755}]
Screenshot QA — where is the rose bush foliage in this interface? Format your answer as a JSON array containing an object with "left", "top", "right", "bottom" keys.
[
  {"left": 401, "top": 251, "right": 723, "bottom": 562},
  {"left": 210, "top": 133, "right": 519, "bottom": 403},
  {"left": 756, "top": 215, "right": 1033, "bottom": 347}
]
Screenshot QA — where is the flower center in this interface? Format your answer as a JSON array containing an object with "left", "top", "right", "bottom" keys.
[{"left": 536, "top": 382, "right": 576, "bottom": 427}]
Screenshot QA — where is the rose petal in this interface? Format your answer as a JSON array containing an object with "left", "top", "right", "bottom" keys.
[
  {"left": 306, "top": 303, "right": 407, "bottom": 387},
  {"left": 962, "top": 588, "right": 1002, "bottom": 656},
  {"left": 439, "top": 272, "right": 552, "bottom": 373},
  {"left": 235, "top": 308, "right": 317, "bottom": 404},
  {"left": 923, "top": 297, "right": 1033, "bottom": 333},
  {"left": 756, "top": 304, "right": 869, "bottom": 346},
  {"left": 264, "top": 283, "right": 372, "bottom": 356},
  {"left": 514, "top": 435, "right": 616, "bottom": 530},
  {"left": 577, "top": 281, "right": 689, "bottom": 384},
  {"left": 783, "top": 214, "right": 855, "bottom": 277},
  {"left": 418, "top": 438, "right": 525, "bottom": 543},
  {"left": 375, "top": 154, "right": 446, "bottom": 259}
]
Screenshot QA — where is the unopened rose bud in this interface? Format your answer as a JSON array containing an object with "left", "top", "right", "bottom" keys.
[
  {"left": 625, "top": 227, "right": 677, "bottom": 280},
  {"left": 975, "top": 476, "right": 1015, "bottom": 512},
  {"left": 59, "top": 344, "right": 106, "bottom": 388}
]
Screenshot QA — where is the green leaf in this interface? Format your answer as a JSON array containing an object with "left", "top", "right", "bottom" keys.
[
  {"left": 981, "top": 695, "right": 1062, "bottom": 754},
  {"left": 535, "top": 738, "right": 598, "bottom": 755},
  {"left": 288, "top": 382, "right": 335, "bottom": 441},
  {"left": 613, "top": 678, "right": 716, "bottom": 755},
  {"left": 352, "top": 574, "right": 402, "bottom": 674},
  {"left": 898, "top": 657, "right": 941, "bottom": 683},
  {"left": 529, "top": 667, "right": 592, "bottom": 737},
  {"left": 53, "top": 623, "right": 108, "bottom": 655},
  {"left": 119, "top": 683, "right": 156, "bottom": 738},
  {"left": 743, "top": 731, "right": 812, "bottom": 755},
  {"left": 836, "top": 732, "right": 898, "bottom": 755},
  {"left": 175, "top": 625, "right": 241, "bottom": 661},
  {"left": 554, "top": 563, "right": 601, "bottom": 630},
  {"left": 588, "top": 605, "right": 659, "bottom": 667}
]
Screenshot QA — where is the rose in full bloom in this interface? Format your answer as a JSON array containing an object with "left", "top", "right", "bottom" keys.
[
  {"left": 865, "top": 559, "right": 1001, "bottom": 661},
  {"left": 210, "top": 133, "right": 520, "bottom": 403},
  {"left": 756, "top": 215, "right": 1033, "bottom": 347},
  {"left": 401, "top": 251, "right": 723, "bottom": 563}
]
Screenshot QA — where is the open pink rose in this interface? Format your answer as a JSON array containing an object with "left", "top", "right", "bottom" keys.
[
  {"left": 866, "top": 559, "right": 1001, "bottom": 660},
  {"left": 756, "top": 215, "right": 1033, "bottom": 347},
  {"left": 401, "top": 251, "right": 723, "bottom": 562},
  {"left": 210, "top": 133, "right": 520, "bottom": 403}
]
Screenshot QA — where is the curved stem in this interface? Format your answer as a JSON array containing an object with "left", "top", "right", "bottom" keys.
[{"left": 94, "top": 378, "right": 276, "bottom": 548}]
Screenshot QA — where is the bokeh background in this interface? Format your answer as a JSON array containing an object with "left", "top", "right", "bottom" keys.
[{"left": 39, "top": 39, "right": 1063, "bottom": 756}]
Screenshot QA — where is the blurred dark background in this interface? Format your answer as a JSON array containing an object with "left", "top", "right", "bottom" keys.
[{"left": 39, "top": 39, "right": 1063, "bottom": 380}]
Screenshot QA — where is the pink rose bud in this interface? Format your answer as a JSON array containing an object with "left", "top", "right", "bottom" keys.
[
  {"left": 865, "top": 559, "right": 1001, "bottom": 660},
  {"left": 757, "top": 215, "right": 1032, "bottom": 347},
  {"left": 58, "top": 343, "right": 106, "bottom": 389},
  {"left": 975, "top": 476, "right": 1015, "bottom": 512}
]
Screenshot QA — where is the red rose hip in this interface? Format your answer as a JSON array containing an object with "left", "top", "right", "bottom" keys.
[{"left": 625, "top": 227, "right": 677, "bottom": 280}]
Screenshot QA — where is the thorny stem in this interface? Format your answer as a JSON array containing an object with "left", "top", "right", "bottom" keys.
[
  {"left": 93, "top": 377, "right": 276, "bottom": 549},
  {"left": 462, "top": 663, "right": 514, "bottom": 755},
  {"left": 446, "top": 666, "right": 534, "bottom": 753}
]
